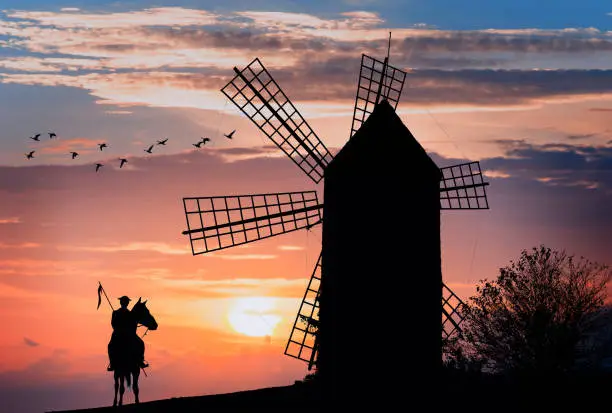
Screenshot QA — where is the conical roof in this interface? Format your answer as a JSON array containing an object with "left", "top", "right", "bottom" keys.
[{"left": 326, "top": 99, "right": 440, "bottom": 180}]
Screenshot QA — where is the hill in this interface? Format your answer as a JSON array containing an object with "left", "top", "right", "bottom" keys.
[{"left": 46, "top": 381, "right": 321, "bottom": 413}]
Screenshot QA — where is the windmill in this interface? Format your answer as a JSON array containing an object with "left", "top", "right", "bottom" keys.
[{"left": 181, "top": 52, "right": 489, "bottom": 402}]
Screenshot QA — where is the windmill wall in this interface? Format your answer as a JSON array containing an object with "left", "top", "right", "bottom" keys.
[{"left": 320, "top": 100, "right": 442, "bottom": 403}]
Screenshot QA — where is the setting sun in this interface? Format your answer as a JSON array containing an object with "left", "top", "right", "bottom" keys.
[{"left": 227, "top": 297, "right": 282, "bottom": 337}]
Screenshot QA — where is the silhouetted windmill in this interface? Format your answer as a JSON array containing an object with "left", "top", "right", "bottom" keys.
[{"left": 181, "top": 53, "right": 489, "bottom": 402}]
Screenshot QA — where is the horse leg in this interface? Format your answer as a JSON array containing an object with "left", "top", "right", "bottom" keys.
[
  {"left": 113, "top": 372, "right": 119, "bottom": 407},
  {"left": 133, "top": 369, "right": 141, "bottom": 404},
  {"left": 119, "top": 374, "right": 125, "bottom": 406}
]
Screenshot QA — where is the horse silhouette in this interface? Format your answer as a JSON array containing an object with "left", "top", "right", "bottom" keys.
[{"left": 111, "top": 297, "right": 158, "bottom": 407}]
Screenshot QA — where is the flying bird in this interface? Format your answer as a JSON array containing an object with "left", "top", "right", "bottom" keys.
[
  {"left": 156, "top": 138, "right": 169, "bottom": 145},
  {"left": 29, "top": 135, "right": 40, "bottom": 141},
  {"left": 119, "top": 158, "right": 128, "bottom": 168},
  {"left": 48, "top": 132, "right": 56, "bottom": 139},
  {"left": 95, "top": 163, "right": 104, "bottom": 172},
  {"left": 98, "top": 142, "right": 108, "bottom": 151},
  {"left": 224, "top": 130, "right": 236, "bottom": 139},
  {"left": 144, "top": 145, "right": 154, "bottom": 154},
  {"left": 70, "top": 151, "right": 79, "bottom": 159},
  {"left": 25, "top": 151, "right": 35, "bottom": 159}
]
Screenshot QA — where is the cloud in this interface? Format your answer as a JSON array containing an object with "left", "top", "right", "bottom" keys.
[
  {"left": 398, "top": 30, "right": 612, "bottom": 55},
  {"left": 398, "top": 69, "right": 612, "bottom": 106},
  {"left": 5, "top": 7, "right": 218, "bottom": 29},
  {"left": 0, "top": 242, "right": 40, "bottom": 249},
  {"left": 23, "top": 337, "right": 39, "bottom": 347},
  {"left": 234, "top": 10, "right": 383, "bottom": 33},
  {"left": 58, "top": 242, "right": 190, "bottom": 255},
  {"left": 5, "top": 64, "right": 612, "bottom": 111},
  {"left": 104, "top": 110, "right": 132, "bottom": 115},
  {"left": 0, "top": 217, "right": 20, "bottom": 224},
  {"left": 483, "top": 141, "right": 612, "bottom": 190},
  {"left": 0, "top": 57, "right": 100, "bottom": 73},
  {"left": 1, "top": 6, "right": 612, "bottom": 112},
  {"left": 39, "top": 138, "right": 100, "bottom": 155},
  {"left": 277, "top": 245, "right": 304, "bottom": 251},
  {"left": 0, "top": 146, "right": 307, "bottom": 195},
  {"left": 0, "top": 71, "right": 229, "bottom": 111},
  {"left": 483, "top": 170, "right": 512, "bottom": 179},
  {"left": 0, "top": 345, "right": 304, "bottom": 413},
  {"left": 0, "top": 259, "right": 93, "bottom": 269},
  {"left": 0, "top": 7, "right": 610, "bottom": 74},
  {"left": 0, "top": 259, "right": 104, "bottom": 289},
  {"left": 567, "top": 133, "right": 597, "bottom": 140},
  {"left": 208, "top": 254, "right": 278, "bottom": 260},
  {"left": 159, "top": 277, "right": 307, "bottom": 298},
  {"left": 217, "top": 146, "right": 284, "bottom": 163}
]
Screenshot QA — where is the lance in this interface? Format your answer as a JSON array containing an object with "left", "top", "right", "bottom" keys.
[{"left": 98, "top": 281, "right": 114, "bottom": 311}]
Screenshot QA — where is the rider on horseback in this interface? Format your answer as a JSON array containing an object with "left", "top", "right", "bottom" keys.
[{"left": 107, "top": 295, "right": 148, "bottom": 371}]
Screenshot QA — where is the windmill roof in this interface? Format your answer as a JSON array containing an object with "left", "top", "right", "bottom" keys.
[{"left": 327, "top": 99, "right": 440, "bottom": 179}]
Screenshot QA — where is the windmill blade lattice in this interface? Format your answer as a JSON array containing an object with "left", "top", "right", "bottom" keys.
[
  {"left": 221, "top": 58, "right": 334, "bottom": 184},
  {"left": 442, "top": 282, "right": 466, "bottom": 339},
  {"left": 350, "top": 54, "right": 407, "bottom": 139},
  {"left": 182, "top": 191, "right": 322, "bottom": 255},
  {"left": 440, "top": 161, "right": 490, "bottom": 210},
  {"left": 285, "top": 251, "right": 321, "bottom": 370}
]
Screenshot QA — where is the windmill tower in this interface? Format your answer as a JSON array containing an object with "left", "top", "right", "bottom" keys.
[{"left": 181, "top": 53, "right": 489, "bottom": 403}]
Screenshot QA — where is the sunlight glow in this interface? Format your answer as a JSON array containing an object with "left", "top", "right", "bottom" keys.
[{"left": 227, "top": 297, "right": 281, "bottom": 337}]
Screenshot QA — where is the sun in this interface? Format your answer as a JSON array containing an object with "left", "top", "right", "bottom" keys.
[{"left": 228, "top": 297, "right": 281, "bottom": 337}]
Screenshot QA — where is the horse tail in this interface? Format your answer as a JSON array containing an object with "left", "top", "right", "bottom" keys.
[{"left": 126, "top": 372, "right": 132, "bottom": 388}]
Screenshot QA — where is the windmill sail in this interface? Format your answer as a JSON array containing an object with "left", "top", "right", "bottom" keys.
[
  {"left": 182, "top": 191, "right": 322, "bottom": 255},
  {"left": 440, "top": 161, "right": 490, "bottom": 209},
  {"left": 350, "top": 54, "right": 407, "bottom": 139},
  {"left": 442, "top": 282, "right": 466, "bottom": 339},
  {"left": 285, "top": 251, "right": 321, "bottom": 370},
  {"left": 221, "top": 58, "right": 334, "bottom": 184}
]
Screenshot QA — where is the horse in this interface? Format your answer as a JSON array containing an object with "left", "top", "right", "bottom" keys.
[{"left": 111, "top": 297, "right": 158, "bottom": 407}]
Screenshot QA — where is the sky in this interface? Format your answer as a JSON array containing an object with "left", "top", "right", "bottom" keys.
[{"left": 1, "top": 0, "right": 612, "bottom": 412}]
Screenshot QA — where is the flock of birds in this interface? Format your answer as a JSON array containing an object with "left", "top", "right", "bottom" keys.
[
  {"left": 25, "top": 132, "right": 56, "bottom": 159},
  {"left": 23, "top": 129, "right": 237, "bottom": 172}
]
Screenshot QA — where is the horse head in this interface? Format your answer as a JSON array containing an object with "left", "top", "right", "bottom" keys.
[{"left": 131, "top": 297, "right": 158, "bottom": 331}]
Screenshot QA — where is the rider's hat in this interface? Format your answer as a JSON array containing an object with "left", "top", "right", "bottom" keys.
[{"left": 118, "top": 295, "right": 131, "bottom": 302}]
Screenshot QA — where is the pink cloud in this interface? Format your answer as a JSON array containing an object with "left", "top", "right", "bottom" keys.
[
  {"left": 58, "top": 242, "right": 190, "bottom": 255},
  {"left": 208, "top": 253, "right": 278, "bottom": 260},
  {"left": 39, "top": 137, "right": 100, "bottom": 154},
  {"left": 277, "top": 245, "right": 304, "bottom": 251},
  {"left": 0, "top": 242, "right": 40, "bottom": 249}
]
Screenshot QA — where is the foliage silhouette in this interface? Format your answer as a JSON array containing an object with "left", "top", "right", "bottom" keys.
[{"left": 451, "top": 245, "right": 611, "bottom": 376}]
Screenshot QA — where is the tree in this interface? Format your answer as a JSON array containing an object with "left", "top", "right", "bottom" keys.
[{"left": 456, "top": 245, "right": 611, "bottom": 376}]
